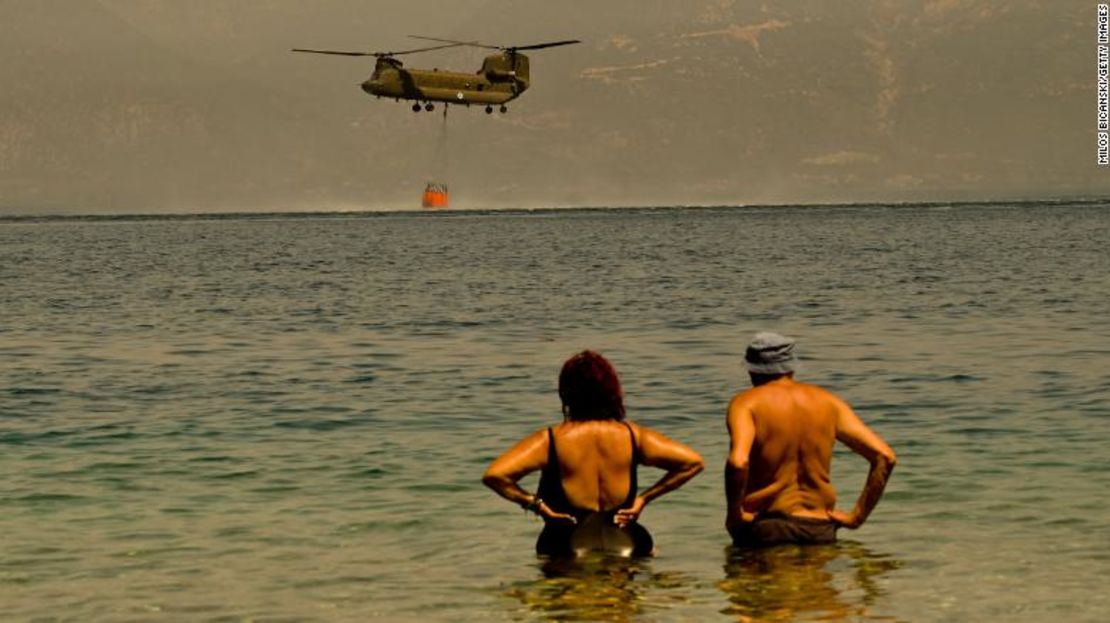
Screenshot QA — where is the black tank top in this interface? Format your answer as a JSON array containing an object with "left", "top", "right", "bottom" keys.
[{"left": 536, "top": 421, "right": 640, "bottom": 520}]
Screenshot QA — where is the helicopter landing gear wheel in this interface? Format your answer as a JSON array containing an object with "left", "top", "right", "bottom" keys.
[
  {"left": 485, "top": 105, "right": 493, "bottom": 114},
  {"left": 412, "top": 103, "right": 421, "bottom": 112},
  {"left": 499, "top": 105, "right": 508, "bottom": 114},
  {"left": 424, "top": 103, "right": 435, "bottom": 112}
]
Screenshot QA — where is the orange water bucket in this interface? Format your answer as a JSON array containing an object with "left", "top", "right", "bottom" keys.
[{"left": 422, "top": 183, "right": 449, "bottom": 208}]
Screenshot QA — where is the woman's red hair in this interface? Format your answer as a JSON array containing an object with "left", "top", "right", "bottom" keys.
[{"left": 558, "top": 350, "right": 625, "bottom": 421}]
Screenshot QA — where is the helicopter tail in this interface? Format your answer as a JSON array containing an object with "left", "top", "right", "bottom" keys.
[{"left": 509, "top": 52, "right": 530, "bottom": 90}]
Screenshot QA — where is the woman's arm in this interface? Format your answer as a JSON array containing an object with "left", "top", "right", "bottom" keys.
[
  {"left": 615, "top": 424, "right": 704, "bottom": 527},
  {"left": 482, "top": 428, "right": 576, "bottom": 524}
]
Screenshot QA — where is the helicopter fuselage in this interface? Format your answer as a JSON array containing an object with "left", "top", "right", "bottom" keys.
[{"left": 362, "top": 52, "right": 531, "bottom": 106}]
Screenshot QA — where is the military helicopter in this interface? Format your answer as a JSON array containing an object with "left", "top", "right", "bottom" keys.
[{"left": 292, "top": 35, "right": 580, "bottom": 114}]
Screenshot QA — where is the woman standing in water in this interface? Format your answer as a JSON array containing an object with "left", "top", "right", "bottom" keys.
[{"left": 483, "top": 351, "right": 704, "bottom": 557}]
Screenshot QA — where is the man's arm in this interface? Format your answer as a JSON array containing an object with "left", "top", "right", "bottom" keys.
[
  {"left": 724, "top": 394, "right": 756, "bottom": 529},
  {"left": 828, "top": 397, "right": 897, "bottom": 529}
]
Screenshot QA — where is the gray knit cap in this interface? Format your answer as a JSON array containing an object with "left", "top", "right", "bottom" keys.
[{"left": 744, "top": 332, "right": 797, "bottom": 374}]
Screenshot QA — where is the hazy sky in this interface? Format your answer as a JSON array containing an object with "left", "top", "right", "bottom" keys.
[{"left": 0, "top": 0, "right": 1103, "bottom": 213}]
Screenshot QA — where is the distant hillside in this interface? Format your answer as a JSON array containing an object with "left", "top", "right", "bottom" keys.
[{"left": 0, "top": 0, "right": 1099, "bottom": 212}]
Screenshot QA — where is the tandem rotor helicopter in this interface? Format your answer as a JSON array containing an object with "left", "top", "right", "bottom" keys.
[{"left": 292, "top": 35, "right": 580, "bottom": 114}]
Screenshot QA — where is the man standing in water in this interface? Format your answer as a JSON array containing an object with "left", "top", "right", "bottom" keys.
[{"left": 725, "top": 332, "right": 897, "bottom": 547}]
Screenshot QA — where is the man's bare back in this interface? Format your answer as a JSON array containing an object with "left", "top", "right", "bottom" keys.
[
  {"left": 727, "top": 377, "right": 840, "bottom": 522},
  {"left": 725, "top": 333, "right": 896, "bottom": 547}
]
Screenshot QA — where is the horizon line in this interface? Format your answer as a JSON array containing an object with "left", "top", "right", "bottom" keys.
[{"left": 2, "top": 196, "right": 1108, "bottom": 223}]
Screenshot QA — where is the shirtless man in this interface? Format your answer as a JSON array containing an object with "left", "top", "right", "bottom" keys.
[{"left": 725, "top": 332, "right": 897, "bottom": 547}]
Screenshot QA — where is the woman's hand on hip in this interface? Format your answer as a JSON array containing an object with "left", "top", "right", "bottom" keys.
[
  {"left": 538, "top": 500, "right": 577, "bottom": 525},
  {"left": 614, "top": 496, "right": 646, "bottom": 528}
]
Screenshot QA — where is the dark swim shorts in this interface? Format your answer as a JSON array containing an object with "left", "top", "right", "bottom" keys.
[{"left": 729, "top": 512, "right": 838, "bottom": 548}]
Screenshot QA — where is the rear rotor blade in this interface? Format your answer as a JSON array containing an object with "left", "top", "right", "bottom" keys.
[
  {"left": 387, "top": 42, "right": 467, "bottom": 55},
  {"left": 408, "top": 35, "right": 497, "bottom": 50},
  {"left": 409, "top": 36, "right": 581, "bottom": 52}
]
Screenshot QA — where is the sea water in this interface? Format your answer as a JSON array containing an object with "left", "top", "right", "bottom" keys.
[{"left": 2, "top": 203, "right": 1108, "bottom": 621}]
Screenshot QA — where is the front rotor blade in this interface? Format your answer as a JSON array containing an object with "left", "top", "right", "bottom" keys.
[
  {"left": 291, "top": 48, "right": 376, "bottom": 57},
  {"left": 292, "top": 42, "right": 461, "bottom": 57},
  {"left": 511, "top": 39, "right": 581, "bottom": 51}
]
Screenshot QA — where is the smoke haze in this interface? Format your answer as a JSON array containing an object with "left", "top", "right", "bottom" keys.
[{"left": 0, "top": 0, "right": 1103, "bottom": 213}]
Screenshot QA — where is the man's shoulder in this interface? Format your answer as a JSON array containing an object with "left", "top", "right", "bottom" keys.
[
  {"left": 728, "top": 383, "right": 791, "bottom": 412},
  {"left": 728, "top": 386, "right": 762, "bottom": 407},
  {"left": 731, "top": 380, "right": 843, "bottom": 405},
  {"left": 793, "top": 380, "right": 838, "bottom": 396}
]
